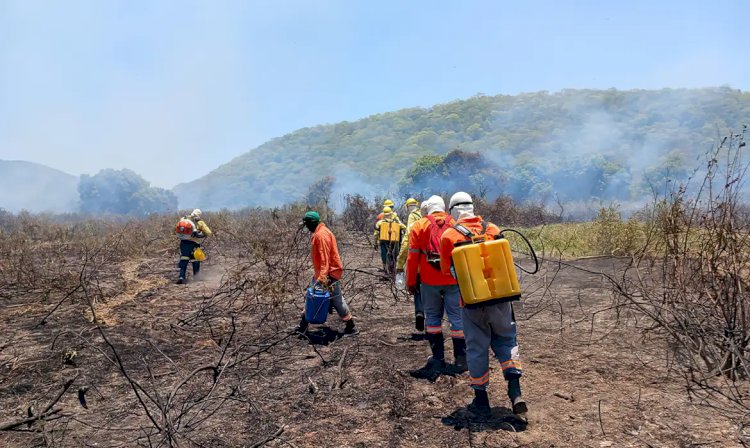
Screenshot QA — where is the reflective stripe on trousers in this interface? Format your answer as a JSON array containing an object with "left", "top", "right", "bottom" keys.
[
  {"left": 421, "top": 283, "right": 463, "bottom": 337},
  {"left": 462, "top": 302, "right": 522, "bottom": 390}
]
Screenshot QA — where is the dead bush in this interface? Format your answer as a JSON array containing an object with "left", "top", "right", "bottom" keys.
[{"left": 613, "top": 127, "right": 750, "bottom": 432}]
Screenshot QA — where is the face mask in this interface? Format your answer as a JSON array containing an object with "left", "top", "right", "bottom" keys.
[
  {"left": 450, "top": 204, "right": 474, "bottom": 221},
  {"left": 304, "top": 221, "right": 319, "bottom": 232}
]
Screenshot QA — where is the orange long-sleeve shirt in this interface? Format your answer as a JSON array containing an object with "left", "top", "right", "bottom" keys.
[
  {"left": 406, "top": 211, "right": 457, "bottom": 287},
  {"left": 311, "top": 223, "right": 344, "bottom": 281},
  {"left": 439, "top": 216, "right": 502, "bottom": 276}
]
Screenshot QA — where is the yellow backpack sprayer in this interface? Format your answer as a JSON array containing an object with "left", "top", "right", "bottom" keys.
[{"left": 451, "top": 223, "right": 538, "bottom": 307}]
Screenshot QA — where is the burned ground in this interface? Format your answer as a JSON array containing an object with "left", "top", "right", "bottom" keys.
[{"left": 0, "top": 224, "right": 742, "bottom": 447}]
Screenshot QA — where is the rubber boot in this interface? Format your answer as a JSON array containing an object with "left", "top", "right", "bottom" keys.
[
  {"left": 415, "top": 313, "right": 425, "bottom": 332},
  {"left": 468, "top": 389, "right": 491, "bottom": 416},
  {"left": 294, "top": 314, "right": 309, "bottom": 335},
  {"left": 508, "top": 377, "right": 527, "bottom": 415},
  {"left": 343, "top": 319, "right": 359, "bottom": 336},
  {"left": 424, "top": 333, "right": 445, "bottom": 369},
  {"left": 452, "top": 338, "right": 467, "bottom": 373}
]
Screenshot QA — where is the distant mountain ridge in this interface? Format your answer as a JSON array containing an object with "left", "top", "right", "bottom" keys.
[
  {"left": 0, "top": 160, "right": 79, "bottom": 213},
  {"left": 174, "top": 87, "right": 750, "bottom": 210}
]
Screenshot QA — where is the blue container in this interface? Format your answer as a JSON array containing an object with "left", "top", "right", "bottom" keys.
[{"left": 305, "top": 286, "right": 331, "bottom": 324}]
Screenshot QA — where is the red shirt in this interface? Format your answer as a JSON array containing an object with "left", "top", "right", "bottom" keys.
[{"left": 406, "top": 211, "right": 457, "bottom": 287}]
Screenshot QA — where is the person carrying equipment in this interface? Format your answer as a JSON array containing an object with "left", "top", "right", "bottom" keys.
[
  {"left": 396, "top": 198, "right": 425, "bottom": 331},
  {"left": 374, "top": 206, "right": 406, "bottom": 276},
  {"left": 439, "top": 192, "right": 527, "bottom": 418},
  {"left": 176, "top": 209, "right": 212, "bottom": 284},
  {"left": 295, "top": 211, "right": 358, "bottom": 336},
  {"left": 406, "top": 195, "right": 465, "bottom": 372}
]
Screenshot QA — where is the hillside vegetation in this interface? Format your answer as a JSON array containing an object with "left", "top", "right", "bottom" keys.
[{"left": 174, "top": 87, "right": 750, "bottom": 209}]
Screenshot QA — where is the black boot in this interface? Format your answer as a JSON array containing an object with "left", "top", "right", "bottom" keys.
[
  {"left": 508, "top": 377, "right": 527, "bottom": 415},
  {"left": 468, "top": 389, "right": 491, "bottom": 416},
  {"left": 415, "top": 313, "right": 425, "bottom": 332},
  {"left": 410, "top": 333, "right": 446, "bottom": 380},
  {"left": 294, "top": 314, "right": 308, "bottom": 335},
  {"left": 452, "top": 338, "right": 467, "bottom": 373},
  {"left": 424, "top": 333, "right": 445, "bottom": 369},
  {"left": 343, "top": 319, "right": 359, "bottom": 336}
]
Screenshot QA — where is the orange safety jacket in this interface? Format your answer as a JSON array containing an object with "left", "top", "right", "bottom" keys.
[
  {"left": 406, "top": 211, "right": 457, "bottom": 288},
  {"left": 439, "top": 216, "right": 502, "bottom": 276},
  {"left": 311, "top": 223, "right": 344, "bottom": 281}
]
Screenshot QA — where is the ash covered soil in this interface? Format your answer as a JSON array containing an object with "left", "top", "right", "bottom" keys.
[{"left": 0, "top": 231, "right": 741, "bottom": 447}]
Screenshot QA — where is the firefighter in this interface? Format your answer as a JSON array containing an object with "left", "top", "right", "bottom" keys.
[
  {"left": 406, "top": 195, "right": 465, "bottom": 372},
  {"left": 177, "top": 209, "right": 212, "bottom": 284},
  {"left": 374, "top": 206, "right": 406, "bottom": 276},
  {"left": 376, "top": 199, "right": 401, "bottom": 222},
  {"left": 439, "top": 192, "right": 527, "bottom": 417},
  {"left": 296, "top": 211, "right": 358, "bottom": 336},
  {"left": 396, "top": 198, "right": 424, "bottom": 331}
]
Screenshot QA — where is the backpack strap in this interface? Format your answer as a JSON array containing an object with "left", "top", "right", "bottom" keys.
[
  {"left": 454, "top": 220, "right": 490, "bottom": 244},
  {"left": 453, "top": 224, "right": 474, "bottom": 240}
]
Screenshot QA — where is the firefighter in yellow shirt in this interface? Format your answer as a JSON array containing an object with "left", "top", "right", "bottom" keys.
[
  {"left": 396, "top": 198, "right": 424, "bottom": 330},
  {"left": 374, "top": 206, "right": 406, "bottom": 276}
]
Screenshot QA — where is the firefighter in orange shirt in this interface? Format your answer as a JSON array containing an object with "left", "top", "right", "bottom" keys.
[
  {"left": 295, "top": 211, "right": 358, "bottom": 336},
  {"left": 406, "top": 195, "right": 466, "bottom": 372}
]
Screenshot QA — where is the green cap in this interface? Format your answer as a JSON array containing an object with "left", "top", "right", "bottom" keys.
[{"left": 303, "top": 211, "right": 320, "bottom": 222}]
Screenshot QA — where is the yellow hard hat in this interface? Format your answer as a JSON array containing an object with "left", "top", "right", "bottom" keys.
[
  {"left": 382, "top": 206, "right": 393, "bottom": 214},
  {"left": 405, "top": 198, "right": 418, "bottom": 206},
  {"left": 383, "top": 199, "right": 394, "bottom": 207}
]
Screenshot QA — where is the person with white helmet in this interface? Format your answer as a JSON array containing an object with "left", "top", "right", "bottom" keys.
[
  {"left": 439, "top": 192, "right": 527, "bottom": 418},
  {"left": 374, "top": 206, "right": 406, "bottom": 276},
  {"left": 176, "top": 209, "right": 212, "bottom": 284},
  {"left": 396, "top": 198, "right": 425, "bottom": 331},
  {"left": 406, "top": 195, "right": 466, "bottom": 373}
]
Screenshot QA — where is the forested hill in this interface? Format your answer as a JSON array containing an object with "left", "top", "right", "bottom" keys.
[{"left": 174, "top": 88, "right": 750, "bottom": 209}]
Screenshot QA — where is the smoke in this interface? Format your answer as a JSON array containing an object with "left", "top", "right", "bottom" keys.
[
  {"left": 477, "top": 90, "right": 739, "bottom": 217},
  {"left": 327, "top": 168, "right": 387, "bottom": 212},
  {"left": 0, "top": 161, "right": 79, "bottom": 213}
]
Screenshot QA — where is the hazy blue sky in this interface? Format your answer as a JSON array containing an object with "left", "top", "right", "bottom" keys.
[{"left": 1, "top": 0, "right": 747, "bottom": 188}]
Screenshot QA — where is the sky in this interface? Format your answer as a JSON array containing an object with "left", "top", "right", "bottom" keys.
[{"left": 1, "top": 0, "right": 748, "bottom": 188}]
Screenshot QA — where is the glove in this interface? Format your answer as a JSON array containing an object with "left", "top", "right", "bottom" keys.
[
  {"left": 316, "top": 275, "right": 329, "bottom": 287},
  {"left": 407, "top": 284, "right": 417, "bottom": 296},
  {"left": 192, "top": 231, "right": 205, "bottom": 238},
  {"left": 374, "top": 242, "right": 379, "bottom": 250}
]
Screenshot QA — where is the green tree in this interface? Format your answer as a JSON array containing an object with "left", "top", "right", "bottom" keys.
[{"left": 79, "top": 169, "right": 177, "bottom": 215}]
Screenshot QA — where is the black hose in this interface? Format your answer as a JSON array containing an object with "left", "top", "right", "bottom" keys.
[{"left": 500, "top": 228, "right": 540, "bottom": 275}]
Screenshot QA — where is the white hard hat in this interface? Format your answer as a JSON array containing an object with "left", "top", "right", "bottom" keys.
[
  {"left": 421, "top": 195, "right": 446, "bottom": 215},
  {"left": 190, "top": 209, "right": 202, "bottom": 219},
  {"left": 449, "top": 192, "right": 473, "bottom": 210}
]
